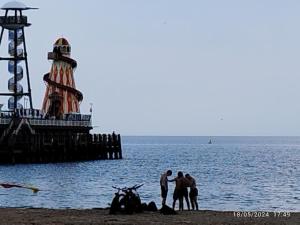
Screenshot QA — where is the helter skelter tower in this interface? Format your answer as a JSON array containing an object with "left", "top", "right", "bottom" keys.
[
  {"left": 0, "top": 1, "right": 36, "bottom": 112},
  {"left": 42, "top": 38, "right": 83, "bottom": 118}
]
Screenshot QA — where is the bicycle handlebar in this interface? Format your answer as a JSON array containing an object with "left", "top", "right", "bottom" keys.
[{"left": 112, "top": 184, "right": 144, "bottom": 192}]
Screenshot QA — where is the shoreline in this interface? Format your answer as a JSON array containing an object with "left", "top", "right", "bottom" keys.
[{"left": 0, "top": 208, "right": 298, "bottom": 225}]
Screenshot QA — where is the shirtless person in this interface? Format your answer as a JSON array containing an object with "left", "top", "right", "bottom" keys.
[
  {"left": 169, "top": 171, "right": 188, "bottom": 211},
  {"left": 160, "top": 170, "right": 172, "bottom": 206},
  {"left": 185, "top": 173, "right": 199, "bottom": 210}
]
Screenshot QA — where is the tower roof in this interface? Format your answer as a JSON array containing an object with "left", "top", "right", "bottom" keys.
[
  {"left": 54, "top": 38, "right": 70, "bottom": 47},
  {"left": 2, "top": 1, "right": 27, "bottom": 10},
  {"left": 53, "top": 38, "right": 71, "bottom": 56},
  {"left": 1, "top": 1, "right": 37, "bottom": 10}
]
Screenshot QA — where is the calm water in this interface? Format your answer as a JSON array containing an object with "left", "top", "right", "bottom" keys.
[{"left": 0, "top": 136, "right": 299, "bottom": 211}]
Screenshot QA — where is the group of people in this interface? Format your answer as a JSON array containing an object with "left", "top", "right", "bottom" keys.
[{"left": 160, "top": 170, "right": 199, "bottom": 211}]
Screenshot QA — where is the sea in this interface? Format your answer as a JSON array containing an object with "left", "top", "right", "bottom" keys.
[{"left": 0, "top": 136, "right": 299, "bottom": 211}]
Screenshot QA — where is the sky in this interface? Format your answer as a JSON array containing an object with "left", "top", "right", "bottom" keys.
[{"left": 1, "top": 0, "right": 300, "bottom": 136}]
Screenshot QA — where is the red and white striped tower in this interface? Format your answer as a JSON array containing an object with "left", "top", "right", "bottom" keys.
[{"left": 42, "top": 38, "right": 83, "bottom": 117}]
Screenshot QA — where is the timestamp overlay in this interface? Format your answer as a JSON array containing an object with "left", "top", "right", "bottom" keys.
[
  {"left": 231, "top": 211, "right": 298, "bottom": 224},
  {"left": 233, "top": 211, "right": 291, "bottom": 218}
]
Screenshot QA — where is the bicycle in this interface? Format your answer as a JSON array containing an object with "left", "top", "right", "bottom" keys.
[{"left": 109, "top": 184, "right": 143, "bottom": 214}]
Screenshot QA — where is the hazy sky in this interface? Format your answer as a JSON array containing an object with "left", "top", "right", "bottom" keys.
[{"left": 1, "top": 0, "right": 300, "bottom": 136}]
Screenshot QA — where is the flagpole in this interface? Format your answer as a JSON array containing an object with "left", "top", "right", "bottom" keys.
[{"left": 89, "top": 102, "right": 93, "bottom": 126}]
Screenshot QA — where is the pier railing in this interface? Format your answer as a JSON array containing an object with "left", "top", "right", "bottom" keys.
[
  {"left": 0, "top": 118, "right": 11, "bottom": 124},
  {"left": 0, "top": 118, "right": 91, "bottom": 127},
  {"left": 28, "top": 118, "right": 91, "bottom": 127}
]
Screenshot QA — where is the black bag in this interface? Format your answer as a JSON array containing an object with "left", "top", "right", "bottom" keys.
[
  {"left": 147, "top": 201, "right": 158, "bottom": 211},
  {"left": 160, "top": 204, "right": 177, "bottom": 215}
]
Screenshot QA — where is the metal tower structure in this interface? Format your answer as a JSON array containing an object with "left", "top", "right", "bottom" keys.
[{"left": 0, "top": 1, "right": 37, "bottom": 112}]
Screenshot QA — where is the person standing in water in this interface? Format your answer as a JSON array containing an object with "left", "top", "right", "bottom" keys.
[
  {"left": 169, "top": 171, "right": 187, "bottom": 210},
  {"left": 185, "top": 173, "right": 199, "bottom": 210},
  {"left": 160, "top": 170, "right": 172, "bottom": 206}
]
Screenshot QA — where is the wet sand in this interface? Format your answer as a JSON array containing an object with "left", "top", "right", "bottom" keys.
[{"left": 0, "top": 208, "right": 298, "bottom": 225}]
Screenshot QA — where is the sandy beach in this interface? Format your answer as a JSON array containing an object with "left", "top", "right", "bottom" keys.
[{"left": 0, "top": 208, "right": 298, "bottom": 225}]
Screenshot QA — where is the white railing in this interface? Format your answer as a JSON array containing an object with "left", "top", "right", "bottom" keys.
[
  {"left": 0, "top": 117, "right": 91, "bottom": 127},
  {"left": 28, "top": 119, "right": 91, "bottom": 127},
  {"left": 0, "top": 118, "right": 12, "bottom": 124}
]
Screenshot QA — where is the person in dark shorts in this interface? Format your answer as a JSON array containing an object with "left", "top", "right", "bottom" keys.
[
  {"left": 160, "top": 170, "right": 172, "bottom": 206},
  {"left": 185, "top": 173, "right": 199, "bottom": 210},
  {"left": 169, "top": 171, "right": 186, "bottom": 210}
]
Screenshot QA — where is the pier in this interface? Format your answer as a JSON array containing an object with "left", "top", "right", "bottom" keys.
[
  {"left": 0, "top": 132, "right": 122, "bottom": 164},
  {"left": 0, "top": 2, "right": 122, "bottom": 164},
  {"left": 0, "top": 113, "right": 122, "bottom": 163},
  {"left": 0, "top": 118, "right": 122, "bottom": 164}
]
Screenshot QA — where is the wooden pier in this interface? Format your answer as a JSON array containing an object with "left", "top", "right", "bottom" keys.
[
  {"left": 0, "top": 132, "right": 122, "bottom": 164},
  {"left": 0, "top": 116, "right": 122, "bottom": 164}
]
